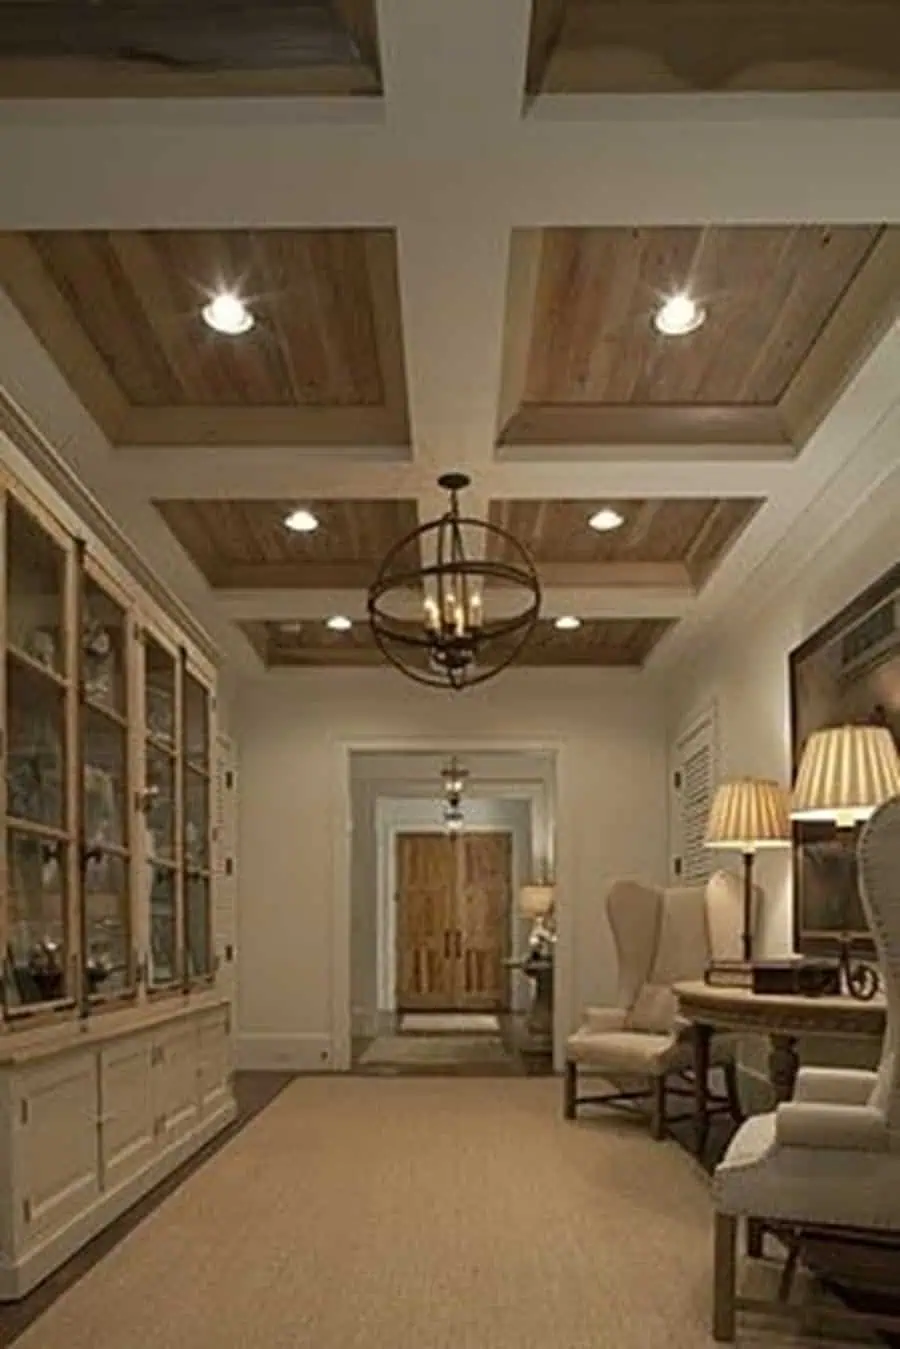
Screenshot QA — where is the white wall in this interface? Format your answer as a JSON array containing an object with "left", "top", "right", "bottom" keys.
[
  {"left": 665, "top": 471, "right": 900, "bottom": 1087},
  {"left": 235, "top": 667, "right": 668, "bottom": 1072}
]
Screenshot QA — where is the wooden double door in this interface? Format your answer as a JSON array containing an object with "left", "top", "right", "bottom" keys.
[{"left": 395, "top": 831, "right": 511, "bottom": 1011}]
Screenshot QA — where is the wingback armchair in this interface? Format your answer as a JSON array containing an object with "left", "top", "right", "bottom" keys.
[
  {"left": 712, "top": 795, "right": 900, "bottom": 1342},
  {"left": 564, "top": 872, "right": 753, "bottom": 1139}
]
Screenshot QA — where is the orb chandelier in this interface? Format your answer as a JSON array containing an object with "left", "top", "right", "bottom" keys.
[{"left": 367, "top": 472, "right": 541, "bottom": 690}]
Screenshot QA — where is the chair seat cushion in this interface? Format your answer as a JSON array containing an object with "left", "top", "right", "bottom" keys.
[{"left": 566, "top": 1027, "right": 682, "bottom": 1076}]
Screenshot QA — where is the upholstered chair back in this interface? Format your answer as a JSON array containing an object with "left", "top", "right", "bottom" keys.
[
  {"left": 858, "top": 795, "right": 900, "bottom": 1134},
  {"left": 607, "top": 880, "right": 711, "bottom": 1034}
]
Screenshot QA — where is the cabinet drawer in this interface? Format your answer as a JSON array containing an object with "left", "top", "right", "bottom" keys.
[
  {"left": 99, "top": 1035, "right": 156, "bottom": 1194},
  {"left": 14, "top": 1052, "right": 100, "bottom": 1250}
]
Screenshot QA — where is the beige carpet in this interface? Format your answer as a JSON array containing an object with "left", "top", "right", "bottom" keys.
[
  {"left": 399, "top": 1012, "right": 501, "bottom": 1033},
  {"left": 358, "top": 1032, "right": 510, "bottom": 1068},
  {"left": 16, "top": 1078, "right": 866, "bottom": 1349}
]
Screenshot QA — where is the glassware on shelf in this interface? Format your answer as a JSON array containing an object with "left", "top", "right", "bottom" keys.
[
  {"left": 145, "top": 748, "right": 175, "bottom": 861},
  {"left": 185, "top": 873, "right": 211, "bottom": 977},
  {"left": 145, "top": 638, "right": 176, "bottom": 747},
  {"left": 6, "top": 662, "right": 65, "bottom": 827},
  {"left": 6, "top": 499, "right": 67, "bottom": 677},
  {"left": 83, "top": 716, "right": 125, "bottom": 849},
  {"left": 83, "top": 851, "right": 128, "bottom": 995},
  {"left": 184, "top": 772, "right": 209, "bottom": 870},
  {"left": 148, "top": 865, "right": 177, "bottom": 987},
  {"left": 5, "top": 831, "right": 68, "bottom": 1006},
  {"left": 184, "top": 674, "right": 209, "bottom": 771},
  {"left": 82, "top": 580, "right": 126, "bottom": 713}
]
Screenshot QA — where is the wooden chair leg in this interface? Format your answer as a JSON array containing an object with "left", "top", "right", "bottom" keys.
[
  {"left": 713, "top": 1212, "right": 738, "bottom": 1343},
  {"left": 746, "top": 1218, "right": 764, "bottom": 1259},
  {"left": 651, "top": 1074, "right": 666, "bottom": 1140},
  {"left": 723, "top": 1059, "right": 743, "bottom": 1125},
  {"left": 563, "top": 1059, "right": 577, "bottom": 1120}
]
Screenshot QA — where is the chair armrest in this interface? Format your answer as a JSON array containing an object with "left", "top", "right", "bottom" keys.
[
  {"left": 793, "top": 1067, "right": 877, "bottom": 1106},
  {"left": 775, "top": 1101, "right": 888, "bottom": 1152},
  {"left": 582, "top": 1007, "right": 627, "bottom": 1034}
]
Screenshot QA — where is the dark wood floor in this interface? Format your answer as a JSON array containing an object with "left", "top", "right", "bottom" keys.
[{"left": 0, "top": 1072, "right": 294, "bottom": 1349}]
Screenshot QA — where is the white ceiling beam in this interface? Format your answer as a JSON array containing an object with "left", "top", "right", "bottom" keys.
[
  {"left": 119, "top": 450, "right": 787, "bottom": 501},
  {"left": 217, "top": 584, "right": 694, "bottom": 624},
  {"left": 1, "top": 94, "right": 900, "bottom": 229}
]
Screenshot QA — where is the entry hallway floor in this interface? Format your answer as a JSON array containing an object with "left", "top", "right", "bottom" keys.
[{"left": 13, "top": 1077, "right": 865, "bottom": 1349}]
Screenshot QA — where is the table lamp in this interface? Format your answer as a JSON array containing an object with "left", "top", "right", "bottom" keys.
[
  {"left": 520, "top": 883, "right": 556, "bottom": 957},
  {"left": 791, "top": 723, "right": 900, "bottom": 997},
  {"left": 704, "top": 778, "right": 791, "bottom": 961}
]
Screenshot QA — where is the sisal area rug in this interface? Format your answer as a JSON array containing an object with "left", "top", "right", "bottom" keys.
[
  {"left": 358, "top": 1032, "right": 510, "bottom": 1068},
  {"left": 14, "top": 1078, "right": 865, "bottom": 1349},
  {"left": 398, "top": 1012, "right": 501, "bottom": 1034}
]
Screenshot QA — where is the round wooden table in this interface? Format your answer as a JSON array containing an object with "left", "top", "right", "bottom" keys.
[{"left": 674, "top": 978, "right": 885, "bottom": 1156}]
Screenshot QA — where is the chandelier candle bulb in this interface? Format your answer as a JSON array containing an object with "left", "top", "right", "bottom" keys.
[
  {"left": 469, "top": 592, "right": 482, "bottom": 628},
  {"left": 424, "top": 597, "right": 440, "bottom": 631}
]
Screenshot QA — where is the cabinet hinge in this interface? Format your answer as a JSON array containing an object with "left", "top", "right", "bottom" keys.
[
  {"left": 225, "top": 770, "right": 234, "bottom": 791},
  {"left": 22, "top": 1198, "right": 31, "bottom": 1224},
  {"left": 225, "top": 857, "right": 233, "bottom": 877},
  {"left": 673, "top": 770, "right": 682, "bottom": 790},
  {"left": 20, "top": 1099, "right": 28, "bottom": 1126},
  {"left": 674, "top": 856, "right": 683, "bottom": 877}
]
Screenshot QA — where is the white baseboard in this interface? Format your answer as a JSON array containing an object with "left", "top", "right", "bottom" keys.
[{"left": 234, "top": 1033, "right": 334, "bottom": 1072}]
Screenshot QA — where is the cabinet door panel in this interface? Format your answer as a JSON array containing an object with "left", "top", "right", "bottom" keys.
[
  {"left": 198, "top": 1009, "right": 232, "bottom": 1118},
  {"left": 99, "top": 1037, "right": 156, "bottom": 1193},
  {"left": 153, "top": 1022, "right": 200, "bottom": 1146},
  {"left": 16, "top": 1053, "right": 99, "bottom": 1249}
]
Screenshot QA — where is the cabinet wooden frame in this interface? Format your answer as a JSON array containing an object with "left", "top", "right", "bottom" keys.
[
  {"left": 181, "top": 655, "right": 215, "bottom": 987},
  {"left": 0, "top": 463, "right": 219, "bottom": 1031}
]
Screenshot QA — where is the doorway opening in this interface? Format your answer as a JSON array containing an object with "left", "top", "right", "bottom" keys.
[{"left": 347, "top": 748, "right": 556, "bottom": 1076}]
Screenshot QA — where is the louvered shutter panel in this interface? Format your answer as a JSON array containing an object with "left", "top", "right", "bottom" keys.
[{"left": 670, "top": 711, "right": 717, "bottom": 884}]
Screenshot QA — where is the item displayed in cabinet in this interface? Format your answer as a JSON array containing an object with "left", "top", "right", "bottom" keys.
[
  {"left": 24, "top": 626, "right": 58, "bottom": 669},
  {"left": 82, "top": 620, "right": 114, "bottom": 703}
]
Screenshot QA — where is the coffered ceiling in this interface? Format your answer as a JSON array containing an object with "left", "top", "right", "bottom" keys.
[
  {"left": 0, "top": 1, "right": 381, "bottom": 97},
  {"left": 0, "top": 0, "right": 899, "bottom": 678},
  {"left": 527, "top": 1, "right": 900, "bottom": 94},
  {"left": 0, "top": 228, "right": 408, "bottom": 447}
]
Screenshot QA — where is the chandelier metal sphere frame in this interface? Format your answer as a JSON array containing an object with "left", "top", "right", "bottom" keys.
[{"left": 367, "top": 472, "right": 541, "bottom": 690}]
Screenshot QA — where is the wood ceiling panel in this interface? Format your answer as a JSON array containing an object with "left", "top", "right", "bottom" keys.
[
  {"left": 529, "top": 1, "right": 900, "bottom": 94},
  {"left": 156, "top": 498, "right": 419, "bottom": 588},
  {"left": 24, "top": 229, "right": 390, "bottom": 409},
  {"left": 245, "top": 616, "right": 673, "bottom": 667},
  {"left": 524, "top": 226, "right": 882, "bottom": 408},
  {"left": 489, "top": 498, "right": 760, "bottom": 578},
  {"left": 0, "top": 1, "right": 381, "bottom": 97}
]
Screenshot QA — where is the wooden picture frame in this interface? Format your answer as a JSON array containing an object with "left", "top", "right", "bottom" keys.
[{"left": 789, "top": 560, "right": 900, "bottom": 955}]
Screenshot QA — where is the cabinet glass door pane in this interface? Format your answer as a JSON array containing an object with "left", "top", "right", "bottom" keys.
[
  {"left": 84, "top": 709, "right": 126, "bottom": 848},
  {"left": 145, "top": 638, "right": 176, "bottom": 747},
  {"left": 82, "top": 579, "right": 126, "bottom": 714},
  {"left": 6, "top": 832, "right": 68, "bottom": 1006},
  {"left": 6, "top": 662, "right": 66, "bottom": 828},
  {"left": 184, "top": 769, "right": 209, "bottom": 870},
  {"left": 84, "top": 851, "right": 129, "bottom": 995},
  {"left": 185, "top": 875, "right": 211, "bottom": 977},
  {"left": 6, "top": 499, "right": 66, "bottom": 676},
  {"left": 148, "top": 864, "right": 177, "bottom": 986},
  {"left": 184, "top": 675, "right": 209, "bottom": 771},
  {"left": 145, "top": 747, "right": 175, "bottom": 861}
]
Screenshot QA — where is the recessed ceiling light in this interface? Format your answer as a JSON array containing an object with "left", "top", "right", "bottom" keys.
[
  {"left": 326, "top": 615, "right": 352, "bottom": 632},
  {"left": 554, "top": 615, "right": 582, "bottom": 631},
  {"left": 653, "top": 292, "right": 706, "bottom": 337},
  {"left": 201, "top": 291, "right": 255, "bottom": 336},
  {"left": 588, "top": 507, "right": 625, "bottom": 533},
  {"left": 284, "top": 508, "right": 319, "bottom": 534}
]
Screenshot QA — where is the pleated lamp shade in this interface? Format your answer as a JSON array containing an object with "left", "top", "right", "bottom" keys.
[
  {"left": 519, "top": 884, "right": 555, "bottom": 920},
  {"left": 705, "top": 778, "right": 791, "bottom": 851},
  {"left": 791, "top": 724, "right": 900, "bottom": 827}
]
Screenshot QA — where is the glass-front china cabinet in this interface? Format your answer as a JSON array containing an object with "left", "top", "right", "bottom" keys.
[{"left": 1, "top": 479, "right": 217, "bottom": 1025}]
